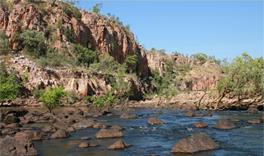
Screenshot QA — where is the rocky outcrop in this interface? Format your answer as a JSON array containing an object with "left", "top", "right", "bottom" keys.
[
  {"left": 0, "top": 135, "right": 37, "bottom": 156},
  {"left": 8, "top": 55, "right": 111, "bottom": 96},
  {"left": 0, "top": 0, "right": 150, "bottom": 77}
]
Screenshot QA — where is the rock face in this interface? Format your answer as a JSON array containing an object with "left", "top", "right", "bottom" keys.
[
  {"left": 95, "top": 128, "right": 123, "bottom": 138},
  {"left": 0, "top": 1, "right": 150, "bottom": 77},
  {"left": 171, "top": 133, "right": 219, "bottom": 153},
  {"left": 81, "top": 11, "right": 150, "bottom": 77},
  {"left": 0, "top": 135, "right": 37, "bottom": 156}
]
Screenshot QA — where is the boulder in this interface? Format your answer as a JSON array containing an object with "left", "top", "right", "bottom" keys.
[
  {"left": 247, "top": 119, "right": 262, "bottom": 125},
  {"left": 148, "top": 117, "right": 164, "bottom": 125},
  {"left": 120, "top": 112, "right": 137, "bottom": 119},
  {"left": 171, "top": 133, "right": 219, "bottom": 153},
  {"left": 185, "top": 111, "right": 195, "bottom": 117},
  {"left": 50, "top": 129, "right": 68, "bottom": 139},
  {"left": 193, "top": 122, "right": 208, "bottom": 128},
  {"left": 78, "top": 142, "right": 98, "bottom": 148},
  {"left": 108, "top": 139, "right": 130, "bottom": 150},
  {"left": 0, "top": 135, "right": 37, "bottom": 156},
  {"left": 247, "top": 106, "right": 258, "bottom": 114},
  {"left": 95, "top": 128, "right": 123, "bottom": 139},
  {"left": 3, "top": 114, "right": 19, "bottom": 124},
  {"left": 72, "top": 119, "right": 94, "bottom": 130},
  {"left": 214, "top": 119, "right": 236, "bottom": 130},
  {"left": 111, "top": 125, "right": 124, "bottom": 130},
  {"left": 15, "top": 130, "right": 43, "bottom": 141}
]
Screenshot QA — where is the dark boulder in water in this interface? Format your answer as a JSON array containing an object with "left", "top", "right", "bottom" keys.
[{"left": 171, "top": 132, "right": 219, "bottom": 153}]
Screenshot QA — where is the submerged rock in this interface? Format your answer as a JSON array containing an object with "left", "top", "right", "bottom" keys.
[
  {"left": 120, "top": 112, "right": 137, "bottom": 119},
  {"left": 78, "top": 142, "right": 98, "bottom": 148},
  {"left": 108, "top": 139, "right": 130, "bottom": 150},
  {"left": 95, "top": 128, "right": 123, "bottom": 139},
  {"left": 148, "top": 117, "right": 164, "bottom": 125},
  {"left": 185, "top": 110, "right": 195, "bottom": 117},
  {"left": 247, "top": 119, "right": 262, "bottom": 125},
  {"left": 214, "top": 119, "right": 236, "bottom": 130},
  {"left": 171, "top": 132, "right": 219, "bottom": 153},
  {"left": 193, "top": 122, "right": 208, "bottom": 128}
]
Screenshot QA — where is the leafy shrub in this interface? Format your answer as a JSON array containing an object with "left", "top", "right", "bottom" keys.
[
  {"left": 64, "top": 27, "right": 76, "bottom": 43},
  {"left": 88, "top": 92, "right": 117, "bottom": 107},
  {"left": 61, "top": 1, "right": 82, "bottom": 20},
  {"left": 39, "top": 87, "right": 65, "bottom": 112},
  {"left": 74, "top": 44, "right": 98, "bottom": 67},
  {"left": 0, "top": 63, "right": 22, "bottom": 101},
  {"left": 37, "top": 47, "right": 75, "bottom": 67},
  {"left": 191, "top": 53, "right": 208, "bottom": 64},
  {"left": 20, "top": 30, "right": 47, "bottom": 58},
  {"left": 124, "top": 54, "right": 138, "bottom": 73},
  {"left": 217, "top": 53, "right": 264, "bottom": 99},
  {"left": 0, "top": 31, "right": 10, "bottom": 55},
  {"left": 89, "top": 54, "right": 125, "bottom": 75}
]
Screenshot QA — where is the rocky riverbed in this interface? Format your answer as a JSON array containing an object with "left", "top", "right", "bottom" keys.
[{"left": 0, "top": 106, "right": 263, "bottom": 156}]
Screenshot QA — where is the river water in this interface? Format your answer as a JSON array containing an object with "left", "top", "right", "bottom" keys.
[{"left": 34, "top": 108, "right": 263, "bottom": 156}]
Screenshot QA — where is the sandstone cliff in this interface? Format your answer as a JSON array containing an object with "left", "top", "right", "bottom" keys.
[{"left": 0, "top": 0, "right": 150, "bottom": 77}]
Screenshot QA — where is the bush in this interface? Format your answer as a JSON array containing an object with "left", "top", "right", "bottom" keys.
[
  {"left": 0, "top": 31, "right": 10, "bottom": 55},
  {"left": 88, "top": 92, "right": 117, "bottom": 107},
  {"left": 217, "top": 53, "right": 264, "bottom": 99},
  {"left": 39, "top": 87, "right": 65, "bottom": 112},
  {"left": 20, "top": 30, "right": 47, "bottom": 58},
  {"left": 0, "top": 63, "right": 22, "bottom": 101},
  {"left": 124, "top": 54, "right": 138, "bottom": 73},
  {"left": 191, "top": 53, "right": 208, "bottom": 64},
  {"left": 74, "top": 44, "right": 97, "bottom": 67},
  {"left": 37, "top": 47, "right": 75, "bottom": 67},
  {"left": 64, "top": 27, "right": 76, "bottom": 43},
  {"left": 89, "top": 54, "right": 125, "bottom": 75}
]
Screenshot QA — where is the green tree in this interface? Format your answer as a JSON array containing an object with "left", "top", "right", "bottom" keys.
[
  {"left": 20, "top": 30, "right": 47, "bottom": 58},
  {"left": 74, "top": 44, "right": 98, "bottom": 67},
  {"left": 124, "top": 54, "right": 138, "bottom": 73},
  {"left": 191, "top": 53, "right": 208, "bottom": 64},
  {"left": 0, "top": 63, "right": 22, "bottom": 101},
  {"left": 39, "top": 87, "right": 65, "bottom": 112},
  {"left": 217, "top": 53, "right": 264, "bottom": 101}
]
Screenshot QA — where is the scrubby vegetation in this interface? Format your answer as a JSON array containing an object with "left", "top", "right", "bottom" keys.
[
  {"left": 74, "top": 44, "right": 98, "bottom": 67},
  {"left": 61, "top": 1, "right": 82, "bottom": 20},
  {"left": 20, "top": 30, "right": 48, "bottom": 58},
  {"left": 217, "top": 53, "right": 264, "bottom": 100},
  {"left": 0, "top": 31, "right": 10, "bottom": 55},
  {"left": 0, "top": 63, "right": 22, "bottom": 101},
  {"left": 86, "top": 91, "right": 117, "bottom": 107},
  {"left": 39, "top": 87, "right": 65, "bottom": 112}
]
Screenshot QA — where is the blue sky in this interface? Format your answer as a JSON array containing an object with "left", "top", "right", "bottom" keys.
[{"left": 76, "top": 0, "right": 263, "bottom": 59}]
